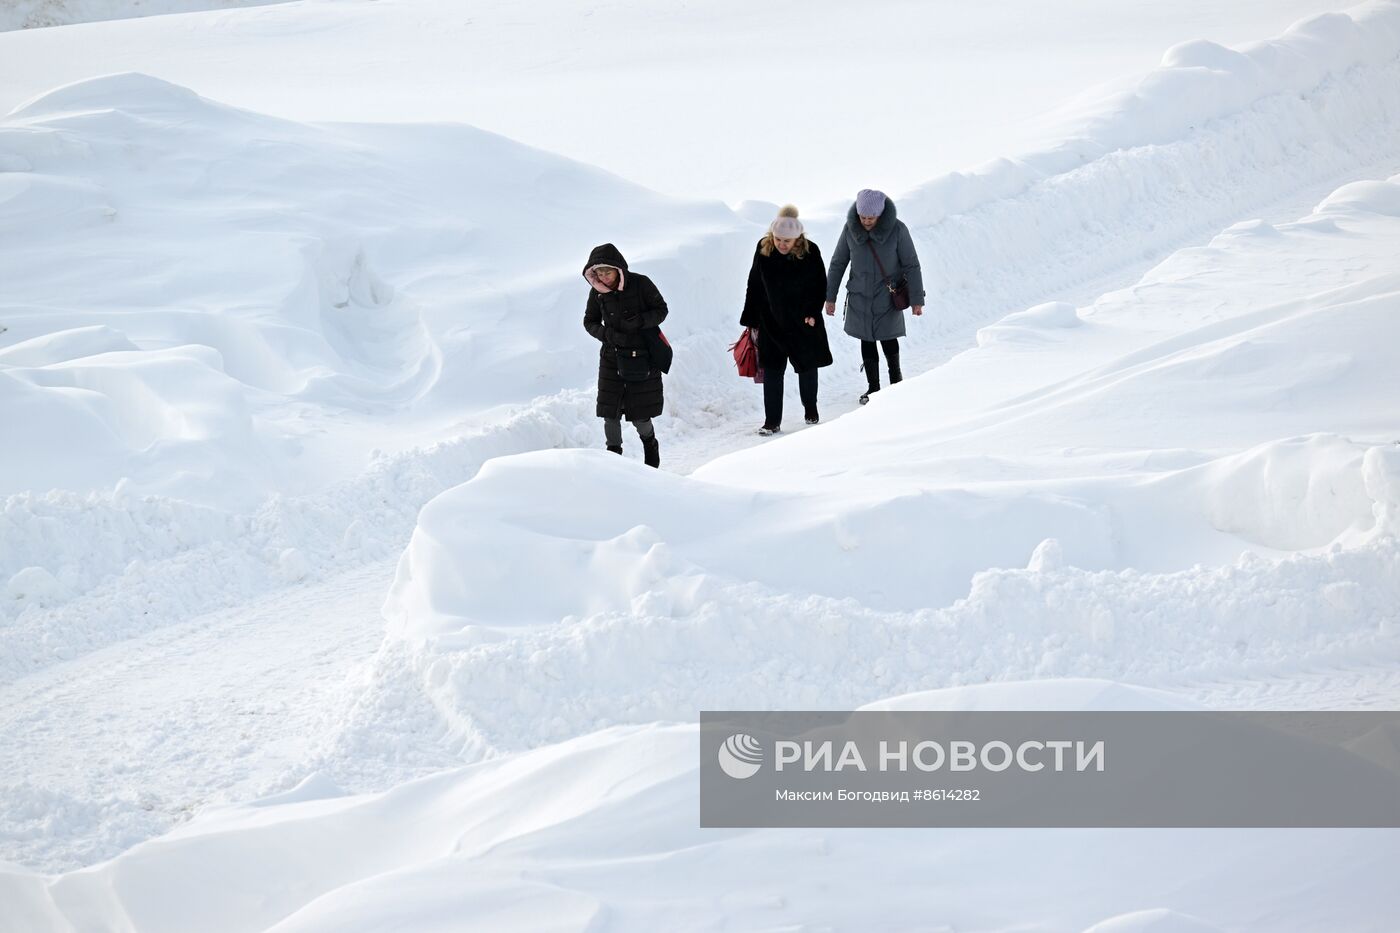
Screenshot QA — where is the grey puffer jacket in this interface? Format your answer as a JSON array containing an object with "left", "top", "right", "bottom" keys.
[{"left": 825, "top": 198, "right": 925, "bottom": 341}]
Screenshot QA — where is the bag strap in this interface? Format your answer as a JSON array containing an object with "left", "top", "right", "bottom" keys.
[{"left": 866, "top": 240, "right": 897, "bottom": 291}]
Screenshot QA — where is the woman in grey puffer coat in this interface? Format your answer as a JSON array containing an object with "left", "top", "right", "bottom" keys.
[{"left": 823, "top": 189, "right": 925, "bottom": 404}]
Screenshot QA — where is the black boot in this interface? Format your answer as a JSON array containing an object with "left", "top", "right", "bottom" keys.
[
  {"left": 606, "top": 444, "right": 623, "bottom": 455},
  {"left": 641, "top": 435, "right": 660, "bottom": 468},
  {"left": 882, "top": 336, "right": 903, "bottom": 385},
  {"left": 859, "top": 384, "right": 879, "bottom": 405},
  {"left": 804, "top": 404, "right": 819, "bottom": 425}
]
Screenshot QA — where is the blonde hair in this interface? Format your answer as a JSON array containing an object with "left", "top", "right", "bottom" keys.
[{"left": 759, "top": 204, "right": 810, "bottom": 258}]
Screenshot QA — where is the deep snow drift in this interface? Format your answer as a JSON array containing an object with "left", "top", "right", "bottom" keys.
[
  {"left": 4, "top": 0, "right": 1399, "bottom": 692},
  {"left": 10, "top": 102, "right": 1400, "bottom": 933},
  {"left": 0, "top": 0, "right": 286, "bottom": 32},
  {"left": 5, "top": 683, "right": 1399, "bottom": 933},
  {"left": 0, "top": 0, "right": 1374, "bottom": 203},
  {"left": 0, "top": 72, "right": 742, "bottom": 507},
  {"left": 3, "top": 0, "right": 1400, "bottom": 929},
  {"left": 374, "top": 172, "right": 1400, "bottom": 763},
  {"left": 0, "top": 71, "right": 752, "bottom": 687}
]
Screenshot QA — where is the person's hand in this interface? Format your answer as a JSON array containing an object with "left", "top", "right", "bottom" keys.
[
  {"left": 824, "top": 301, "right": 836, "bottom": 316},
  {"left": 804, "top": 317, "right": 816, "bottom": 327},
  {"left": 749, "top": 327, "right": 759, "bottom": 341},
  {"left": 912, "top": 305, "right": 924, "bottom": 316}
]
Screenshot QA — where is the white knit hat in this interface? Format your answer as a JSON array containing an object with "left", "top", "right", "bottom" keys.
[{"left": 769, "top": 204, "right": 804, "bottom": 239}]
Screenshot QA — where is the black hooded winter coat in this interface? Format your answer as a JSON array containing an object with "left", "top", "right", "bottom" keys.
[
  {"left": 739, "top": 238, "right": 833, "bottom": 373},
  {"left": 582, "top": 243, "right": 668, "bottom": 421}
]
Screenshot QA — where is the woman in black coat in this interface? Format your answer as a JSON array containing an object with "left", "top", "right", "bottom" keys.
[
  {"left": 582, "top": 243, "right": 668, "bottom": 467},
  {"left": 740, "top": 204, "right": 833, "bottom": 434}
]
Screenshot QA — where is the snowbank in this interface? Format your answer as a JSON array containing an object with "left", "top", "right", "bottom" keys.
[
  {"left": 1081, "top": 911, "right": 1225, "bottom": 933},
  {"left": 5, "top": 3, "right": 1400, "bottom": 903},
  {"left": 385, "top": 449, "right": 1130, "bottom": 631},
  {"left": 891, "top": 0, "right": 1400, "bottom": 372},
  {"left": 374, "top": 174, "right": 1400, "bottom": 763},
  {"left": 6, "top": 0, "right": 1396, "bottom": 487},
  {"left": 0, "top": 0, "right": 1377, "bottom": 204},
  {"left": 5, "top": 0, "right": 1400, "bottom": 685},
  {"left": 365, "top": 524, "right": 1400, "bottom": 764},
  {"left": 0, "top": 72, "right": 747, "bottom": 507},
  {"left": 0, "top": 72, "right": 754, "bottom": 677},
  {"left": 3, "top": 682, "right": 1396, "bottom": 933},
  {"left": 0, "top": 0, "right": 287, "bottom": 32}
]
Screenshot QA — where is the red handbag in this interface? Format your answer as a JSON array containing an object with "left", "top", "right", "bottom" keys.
[{"left": 730, "top": 328, "right": 763, "bottom": 383}]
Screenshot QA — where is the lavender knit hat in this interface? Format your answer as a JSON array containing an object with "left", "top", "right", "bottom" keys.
[{"left": 856, "top": 188, "right": 887, "bottom": 217}]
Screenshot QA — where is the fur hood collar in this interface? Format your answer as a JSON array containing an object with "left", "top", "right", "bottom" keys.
[{"left": 846, "top": 198, "right": 899, "bottom": 244}]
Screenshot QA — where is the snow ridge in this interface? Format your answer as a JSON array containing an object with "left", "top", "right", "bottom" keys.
[
  {"left": 0, "top": 0, "right": 288, "bottom": 32},
  {"left": 5, "top": 3, "right": 1400, "bottom": 682}
]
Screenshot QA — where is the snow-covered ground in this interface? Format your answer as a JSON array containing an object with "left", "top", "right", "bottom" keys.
[
  {"left": 3, "top": 0, "right": 1400, "bottom": 929},
  {"left": 0, "top": 0, "right": 1369, "bottom": 204},
  {"left": 0, "top": 0, "right": 287, "bottom": 32},
  {"left": 6, "top": 683, "right": 1400, "bottom": 932}
]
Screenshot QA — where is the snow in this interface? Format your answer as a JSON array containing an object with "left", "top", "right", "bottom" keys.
[
  {"left": 3, "top": 0, "right": 1400, "bottom": 928},
  {"left": 5, "top": 686, "right": 1400, "bottom": 932},
  {"left": 1082, "top": 911, "right": 1225, "bottom": 933},
  {"left": 2, "top": 0, "right": 1397, "bottom": 680},
  {"left": 370, "top": 475, "right": 1400, "bottom": 761},
  {"left": 0, "top": 0, "right": 286, "bottom": 32},
  {"left": 0, "top": 0, "right": 1374, "bottom": 204},
  {"left": 0, "top": 70, "right": 747, "bottom": 509}
]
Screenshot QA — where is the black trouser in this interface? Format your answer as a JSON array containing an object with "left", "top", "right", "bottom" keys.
[
  {"left": 860, "top": 338, "right": 901, "bottom": 389},
  {"left": 603, "top": 417, "right": 654, "bottom": 448},
  {"left": 761, "top": 340, "right": 817, "bottom": 428}
]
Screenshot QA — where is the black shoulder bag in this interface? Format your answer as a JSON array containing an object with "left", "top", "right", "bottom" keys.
[
  {"left": 867, "top": 240, "right": 911, "bottom": 312},
  {"left": 614, "top": 344, "right": 652, "bottom": 382}
]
